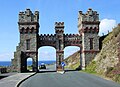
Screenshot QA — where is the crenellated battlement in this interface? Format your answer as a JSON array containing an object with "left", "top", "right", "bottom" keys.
[
  {"left": 39, "top": 34, "right": 56, "bottom": 48},
  {"left": 18, "top": 9, "right": 39, "bottom": 34},
  {"left": 55, "top": 22, "right": 64, "bottom": 34},
  {"left": 55, "top": 22, "right": 64, "bottom": 28},
  {"left": 78, "top": 8, "right": 100, "bottom": 34},
  {"left": 78, "top": 8, "right": 99, "bottom": 22},
  {"left": 19, "top": 8, "right": 39, "bottom": 23},
  {"left": 39, "top": 34, "right": 56, "bottom": 41},
  {"left": 65, "top": 34, "right": 81, "bottom": 41}
]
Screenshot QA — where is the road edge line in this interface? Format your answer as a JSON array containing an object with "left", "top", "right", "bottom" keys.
[{"left": 16, "top": 72, "right": 37, "bottom": 87}]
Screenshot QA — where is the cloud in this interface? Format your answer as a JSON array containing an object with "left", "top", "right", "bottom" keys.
[
  {"left": 38, "top": 51, "right": 56, "bottom": 61},
  {"left": 99, "top": 19, "right": 117, "bottom": 36},
  {"left": 38, "top": 47, "right": 56, "bottom": 61},
  {"left": 0, "top": 53, "right": 13, "bottom": 61}
]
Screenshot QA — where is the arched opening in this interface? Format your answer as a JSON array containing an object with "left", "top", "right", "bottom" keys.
[
  {"left": 26, "top": 58, "right": 33, "bottom": 72},
  {"left": 38, "top": 46, "right": 56, "bottom": 71},
  {"left": 64, "top": 46, "right": 80, "bottom": 70}
]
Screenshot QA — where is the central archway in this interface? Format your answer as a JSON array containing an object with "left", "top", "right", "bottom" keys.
[{"left": 38, "top": 46, "right": 56, "bottom": 71}]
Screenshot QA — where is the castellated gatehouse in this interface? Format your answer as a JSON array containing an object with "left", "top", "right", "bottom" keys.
[{"left": 12, "top": 8, "right": 100, "bottom": 72}]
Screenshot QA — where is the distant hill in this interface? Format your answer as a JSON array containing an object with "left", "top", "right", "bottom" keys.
[{"left": 64, "top": 24, "right": 120, "bottom": 83}]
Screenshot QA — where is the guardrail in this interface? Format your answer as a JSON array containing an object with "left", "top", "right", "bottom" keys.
[{"left": 0, "top": 68, "right": 7, "bottom": 74}]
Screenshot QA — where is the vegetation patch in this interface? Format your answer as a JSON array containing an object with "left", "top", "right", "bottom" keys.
[
  {"left": 27, "top": 65, "right": 33, "bottom": 71},
  {"left": 85, "top": 61, "right": 97, "bottom": 74},
  {"left": 106, "top": 63, "right": 120, "bottom": 83}
]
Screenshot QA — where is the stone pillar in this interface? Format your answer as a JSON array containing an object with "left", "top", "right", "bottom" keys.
[
  {"left": 32, "top": 52, "right": 38, "bottom": 72},
  {"left": 55, "top": 22, "right": 64, "bottom": 72},
  {"left": 80, "top": 48, "right": 85, "bottom": 70},
  {"left": 56, "top": 51, "right": 64, "bottom": 71}
]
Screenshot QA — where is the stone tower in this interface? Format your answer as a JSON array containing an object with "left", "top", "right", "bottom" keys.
[
  {"left": 78, "top": 8, "right": 100, "bottom": 69},
  {"left": 12, "top": 9, "right": 39, "bottom": 72},
  {"left": 55, "top": 22, "right": 65, "bottom": 71}
]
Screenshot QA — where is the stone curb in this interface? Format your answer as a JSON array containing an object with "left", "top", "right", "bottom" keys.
[{"left": 15, "top": 72, "right": 37, "bottom": 87}]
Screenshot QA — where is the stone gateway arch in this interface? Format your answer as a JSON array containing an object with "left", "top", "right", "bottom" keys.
[{"left": 12, "top": 8, "right": 100, "bottom": 72}]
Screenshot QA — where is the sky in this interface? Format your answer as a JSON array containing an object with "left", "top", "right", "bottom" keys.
[{"left": 0, "top": 0, "right": 119, "bottom": 61}]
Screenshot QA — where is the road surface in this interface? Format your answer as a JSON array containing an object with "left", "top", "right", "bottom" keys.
[
  {"left": 19, "top": 71, "right": 120, "bottom": 87},
  {"left": 39, "top": 64, "right": 56, "bottom": 72}
]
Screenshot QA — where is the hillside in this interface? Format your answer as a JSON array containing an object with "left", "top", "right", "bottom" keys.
[
  {"left": 64, "top": 51, "right": 80, "bottom": 70},
  {"left": 91, "top": 24, "right": 120, "bottom": 83},
  {"left": 65, "top": 24, "right": 120, "bottom": 83}
]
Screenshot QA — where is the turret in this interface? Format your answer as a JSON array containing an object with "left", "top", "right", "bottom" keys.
[
  {"left": 78, "top": 8, "right": 100, "bottom": 34},
  {"left": 55, "top": 22, "right": 64, "bottom": 34},
  {"left": 55, "top": 22, "right": 65, "bottom": 71},
  {"left": 79, "top": 8, "right": 100, "bottom": 70},
  {"left": 18, "top": 9, "right": 39, "bottom": 34},
  {"left": 18, "top": 9, "right": 39, "bottom": 72}
]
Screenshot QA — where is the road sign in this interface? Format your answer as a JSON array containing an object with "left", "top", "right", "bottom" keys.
[{"left": 61, "top": 62, "right": 65, "bottom": 67}]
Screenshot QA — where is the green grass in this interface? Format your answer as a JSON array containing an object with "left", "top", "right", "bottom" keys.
[
  {"left": 27, "top": 66, "right": 32, "bottom": 70},
  {"left": 85, "top": 61, "right": 97, "bottom": 73},
  {"left": 83, "top": 69, "right": 97, "bottom": 74}
]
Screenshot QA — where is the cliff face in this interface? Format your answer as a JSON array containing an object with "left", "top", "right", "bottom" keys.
[
  {"left": 65, "top": 25, "right": 120, "bottom": 82},
  {"left": 93, "top": 25, "right": 120, "bottom": 82}
]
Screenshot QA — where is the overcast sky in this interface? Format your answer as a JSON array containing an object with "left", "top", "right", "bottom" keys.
[{"left": 0, "top": 0, "right": 119, "bottom": 61}]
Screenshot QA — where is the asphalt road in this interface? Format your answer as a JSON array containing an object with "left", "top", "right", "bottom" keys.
[{"left": 19, "top": 71, "right": 120, "bottom": 87}]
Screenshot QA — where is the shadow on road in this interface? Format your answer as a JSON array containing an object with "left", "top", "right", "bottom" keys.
[
  {"left": 37, "top": 69, "right": 80, "bottom": 73},
  {"left": 65, "top": 69, "right": 79, "bottom": 72},
  {"left": 38, "top": 70, "right": 56, "bottom": 73}
]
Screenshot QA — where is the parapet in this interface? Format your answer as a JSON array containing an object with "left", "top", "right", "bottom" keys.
[
  {"left": 55, "top": 22, "right": 64, "bottom": 28},
  {"left": 19, "top": 9, "right": 39, "bottom": 23},
  {"left": 78, "top": 8, "right": 99, "bottom": 22}
]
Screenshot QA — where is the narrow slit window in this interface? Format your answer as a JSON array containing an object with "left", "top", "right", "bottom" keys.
[
  {"left": 59, "top": 40, "right": 61, "bottom": 50},
  {"left": 26, "top": 39, "right": 30, "bottom": 50},
  {"left": 59, "top": 55, "right": 61, "bottom": 65},
  {"left": 90, "top": 38, "right": 93, "bottom": 50}
]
